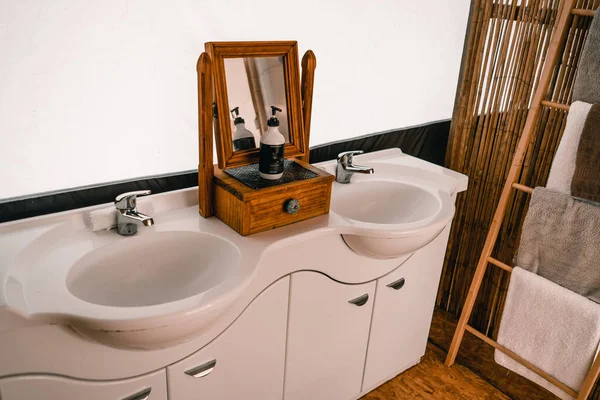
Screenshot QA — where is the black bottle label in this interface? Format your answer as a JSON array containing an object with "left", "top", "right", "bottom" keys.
[
  {"left": 259, "top": 143, "right": 284, "bottom": 175},
  {"left": 233, "top": 137, "right": 256, "bottom": 151}
]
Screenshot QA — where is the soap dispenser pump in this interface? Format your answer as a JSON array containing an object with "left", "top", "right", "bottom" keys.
[
  {"left": 259, "top": 106, "right": 285, "bottom": 180},
  {"left": 231, "top": 107, "right": 256, "bottom": 151}
]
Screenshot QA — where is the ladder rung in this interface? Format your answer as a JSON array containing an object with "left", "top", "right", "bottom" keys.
[
  {"left": 487, "top": 256, "right": 513, "bottom": 272},
  {"left": 540, "top": 100, "right": 570, "bottom": 111},
  {"left": 464, "top": 325, "right": 579, "bottom": 398},
  {"left": 512, "top": 183, "right": 534, "bottom": 194},
  {"left": 572, "top": 8, "right": 596, "bottom": 17}
]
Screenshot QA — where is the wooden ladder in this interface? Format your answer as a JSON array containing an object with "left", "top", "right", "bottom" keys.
[{"left": 445, "top": 1, "right": 600, "bottom": 399}]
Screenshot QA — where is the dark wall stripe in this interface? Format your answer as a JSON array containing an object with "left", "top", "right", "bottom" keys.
[
  {"left": 0, "top": 119, "right": 449, "bottom": 224},
  {"left": 309, "top": 119, "right": 450, "bottom": 165},
  {"left": 0, "top": 173, "right": 199, "bottom": 224}
]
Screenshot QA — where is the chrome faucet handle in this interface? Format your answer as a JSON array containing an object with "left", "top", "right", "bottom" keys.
[
  {"left": 335, "top": 151, "right": 373, "bottom": 184},
  {"left": 337, "top": 150, "right": 364, "bottom": 165},
  {"left": 114, "top": 190, "right": 151, "bottom": 211}
]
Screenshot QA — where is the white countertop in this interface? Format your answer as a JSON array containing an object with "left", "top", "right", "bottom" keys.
[{"left": 0, "top": 148, "right": 468, "bottom": 348}]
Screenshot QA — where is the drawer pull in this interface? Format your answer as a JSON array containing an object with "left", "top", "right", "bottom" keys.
[
  {"left": 348, "top": 293, "right": 369, "bottom": 306},
  {"left": 185, "top": 359, "right": 217, "bottom": 378},
  {"left": 120, "top": 387, "right": 151, "bottom": 400},
  {"left": 283, "top": 198, "right": 300, "bottom": 215},
  {"left": 387, "top": 277, "right": 406, "bottom": 290}
]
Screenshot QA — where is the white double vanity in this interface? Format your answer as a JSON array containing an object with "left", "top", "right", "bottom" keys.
[{"left": 0, "top": 149, "right": 467, "bottom": 400}]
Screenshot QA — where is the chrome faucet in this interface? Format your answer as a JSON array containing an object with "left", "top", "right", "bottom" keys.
[
  {"left": 336, "top": 150, "right": 374, "bottom": 184},
  {"left": 114, "top": 190, "right": 154, "bottom": 236}
]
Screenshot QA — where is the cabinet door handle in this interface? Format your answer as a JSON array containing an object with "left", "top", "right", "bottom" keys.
[
  {"left": 386, "top": 277, "right": 406, "bottom": 290},
  {"left": 348, "top": 293, "right": 369, "bottom": 306},
  {"left": 185, "top": 359, "right": 217, "bottom": 378},
  {"left": 120, "top": 387, "right": 151, "bottom": 400}
]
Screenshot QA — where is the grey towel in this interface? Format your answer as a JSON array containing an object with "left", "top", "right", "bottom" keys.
[
  {"left": 572, "top": 104, "right": 600, "bottom": 202},
  {"left": 573, "top": 9, "right": 600, "bottom": 104},
  {"left": 516, "top": 187, "right": 600, "bottom": 303}
]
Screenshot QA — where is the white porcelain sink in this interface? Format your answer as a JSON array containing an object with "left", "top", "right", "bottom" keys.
[
  {"left": 67, "top": 231, "right": 239, "bottom": 307},
  {"left": 4, "top": 225, "right": 252, "bottom": 350},
  {"left": 330, "top": 165, "right": 455, "bottom": 259}
]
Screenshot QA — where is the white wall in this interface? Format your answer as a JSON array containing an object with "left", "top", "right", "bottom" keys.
[{"left": 0, "top": 0, "right": 470, "bottom": 199}]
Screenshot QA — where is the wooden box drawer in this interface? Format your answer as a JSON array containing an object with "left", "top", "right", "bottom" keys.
[{"left": 213, "top": 159, "right": 333, "bottom": 236}]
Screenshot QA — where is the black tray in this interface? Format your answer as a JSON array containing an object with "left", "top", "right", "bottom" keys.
[{"left": 224, "top": 160, "right": 318, "bottom": 190}]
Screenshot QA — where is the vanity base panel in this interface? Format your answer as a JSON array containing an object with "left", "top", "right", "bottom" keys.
[{"left": 0, "top": 233, "right": 406, "bottom": 380}]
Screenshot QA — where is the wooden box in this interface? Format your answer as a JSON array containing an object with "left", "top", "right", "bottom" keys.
[{"left": 213, "top": 159, "right": 334, "bottom": 236}]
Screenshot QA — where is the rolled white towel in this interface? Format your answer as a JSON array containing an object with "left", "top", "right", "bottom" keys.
[
  {"left": 546, "top": 101, "right": 593, "bottom": 194},
  {"left": 87, "top": 206, "right": 116, "bottom": 231}
]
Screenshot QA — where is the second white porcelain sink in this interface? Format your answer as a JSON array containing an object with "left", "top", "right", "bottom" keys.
[
  {"left": 330, "top": 163, "right": 456, "bottom": 259},
  {"left": 67, "top": 231, "right": 239, "bottom": 307},
  {"left": 332, "top": 181, "right": 441, "bottom": 226}
]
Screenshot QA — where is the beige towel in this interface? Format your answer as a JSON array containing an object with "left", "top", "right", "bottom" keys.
[
  {"left": 546, "top": 102, "right": 593, "bottom": 193},
  {"left": 516, "top": 187, "right": 600, "bottom": 303},
  {"left": 495, "top": 267, "right": 600, "bottom": 400},
  {"left": 571, "top": 103, "right": 600, "bottom": 202}
]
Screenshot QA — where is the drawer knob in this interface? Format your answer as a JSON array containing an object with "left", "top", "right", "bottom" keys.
[
  {"left": 283, "top": 198, "right": 300, "bottom": 215},
  {"left": 387, "top": 277, "right": 406, "bottom": 290},
  {"left": 185, "top": 359, "right": 217, "bottom": 378},
  {"left": 348, "top": 293, "right": 369, "bottom": 306},
  {"left": 120, "top": 387, "right": 151, "bottom": 400}
]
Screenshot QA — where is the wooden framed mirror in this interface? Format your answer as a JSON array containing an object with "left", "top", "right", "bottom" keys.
[{"left": 205, "top": 41, "right": 305, "bottom": 169}]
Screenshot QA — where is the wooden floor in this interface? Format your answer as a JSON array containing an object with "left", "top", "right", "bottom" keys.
[
  {"left": 361, "top": 342, "right": 510, "bottom": 400},
  {"left": 360, "top": 308, "right": 565, "bottom": 399}
]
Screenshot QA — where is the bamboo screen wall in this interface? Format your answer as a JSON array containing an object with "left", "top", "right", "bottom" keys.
[{"left": 438, "top": 0, "right": 599, "bottom": 343}]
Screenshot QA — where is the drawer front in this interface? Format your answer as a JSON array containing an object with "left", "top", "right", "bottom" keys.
[
  {"left": 284, "top": 271, "right": 376, "bottom": 400},
  {"left": 167, "top": 277, "right": 289, "bottom": 400},
  {"left": 247, "top": 182, "right": 330, "bottom": 234},
  {"left": 0, "top": 369, "right": 167, "bottom": 400}
]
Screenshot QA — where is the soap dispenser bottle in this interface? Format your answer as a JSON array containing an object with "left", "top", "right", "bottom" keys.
[
  {"left": 231, "top": 107, "right": 256, "bottom": 151},
  {"left": 259, "top": 106, "right": 285, "bottom": 180}
]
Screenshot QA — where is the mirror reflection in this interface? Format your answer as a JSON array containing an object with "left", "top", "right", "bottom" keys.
[{"left": 224, "top": 56, "right": 290, "bottom": 152}]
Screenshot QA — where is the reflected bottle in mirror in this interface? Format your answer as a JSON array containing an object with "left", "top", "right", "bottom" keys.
[{"left": 231, "top": 107, "right": 257, "bottom": 151}]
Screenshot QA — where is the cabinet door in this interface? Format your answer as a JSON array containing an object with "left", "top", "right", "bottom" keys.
[
  {"left": 362, "top": 227, "right": 450, "bottom": 392},
  {"left": 284, "top": 271, "right": 376, "bottom": 400},
  {"left": 167, "top": 276, "right": 289, "bottom": 400},
  {"left": 0, "top": 369, "right": 166, "bottom": 400}
]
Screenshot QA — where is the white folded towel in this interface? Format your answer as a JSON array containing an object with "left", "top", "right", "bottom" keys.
[
  {"left": 495, "top": 267, "right": 600, "bottom": 400},
  {"left": 546, "top": 101, "right": 593, "bottom": 194},
  {"left": 86, "top": 202, "right": 155, "bottom": 231}
]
